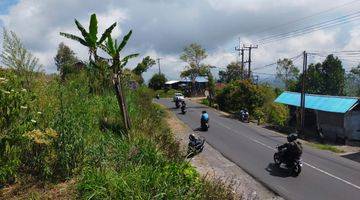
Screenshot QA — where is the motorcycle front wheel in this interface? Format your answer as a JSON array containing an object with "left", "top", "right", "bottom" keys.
[{"left": 292, "top": 163, "right": 302, "bottom": 176}]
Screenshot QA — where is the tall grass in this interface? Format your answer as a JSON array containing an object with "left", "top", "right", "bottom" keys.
[{"left": 0, "top": 70, "right": 236, "bottom": 199}]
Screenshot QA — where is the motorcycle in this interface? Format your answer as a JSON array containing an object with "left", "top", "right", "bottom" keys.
[
  {"left": 201, "top": 119, "right": 209, "bottom": 131},
  {"left": 156, "top": 94, "right": 160, "bottom": 99},
  {"left": 239, "top": 109, "right": 249, "bottom": 123},
  {"left": 273, "top": 146, "right": 303, "bottom": 176},
  {"left": 181, "top": 105, "right": 187, "bottom": 114},
  {"left": 187, "top": 135, "right": 205, "bottom": 158},
  {"left": 175, "top": 100, "right": 181, "bottom": 108}
]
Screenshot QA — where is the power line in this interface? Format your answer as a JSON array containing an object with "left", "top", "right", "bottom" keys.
[
  {"left": 252, "top": 53, "right": 303, "bottom": 70},
  {"left": 258, "top": 11, "right": 360, "bottom": 44},
  {"left": 250, "top": 0, "right": 360, "bottom": 36}
]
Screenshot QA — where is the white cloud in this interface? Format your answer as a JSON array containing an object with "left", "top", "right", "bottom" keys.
[{"left": 0, "top": 0, "right": 359, "bottom": 80}]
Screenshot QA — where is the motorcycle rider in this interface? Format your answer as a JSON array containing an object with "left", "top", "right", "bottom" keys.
[
  {"left": 181, "top": 100, "right": 186, "bottom": 112},
  {"left": 189, "top": 134, "right": 201, "bottom": 147},
  {"left": 201, "top": 110, "right": 209, "bottom": 128},
  {"left": 278, "top": 133, "right": 303, "bottom": 163}
]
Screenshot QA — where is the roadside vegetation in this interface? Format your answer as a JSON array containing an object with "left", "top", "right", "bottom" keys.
[
  {"left": 0, "top": 14, "right": 237, "bottom": 199},
  {"left": 308, "top": 143, "right": 345, "bottom": 153}
]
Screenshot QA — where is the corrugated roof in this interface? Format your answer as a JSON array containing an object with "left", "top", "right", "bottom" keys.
[
  {"left": 274, "top": 91, "right": 359, "bottom": 113},
  {"left": 165, "top": 80, "right": 180, "bottom": 85},
  {"left": 181, "top": 76, "right": 208, "bottom": 83}
]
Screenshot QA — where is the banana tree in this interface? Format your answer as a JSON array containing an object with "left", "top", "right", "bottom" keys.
[
  {"left": 60, "top": 14, "right": 138, "bottom": 131},
  {"left": 60, "top": 13, "right": 116, "bottom": 62},
  {"left": 102, "top": 31, "right": 139, "bottom": 130}
]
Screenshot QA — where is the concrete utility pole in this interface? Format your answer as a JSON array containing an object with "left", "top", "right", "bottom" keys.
[
  {"left": 235, "top": 39, "right": 245, "bottom": 79},
  {"left": 156, "top": 58, "right": 162, "bottom": 74},
  {"left": 300, "top": 51, "right": 307, "bottom": 137},
  {"left": 244, "top": 45, "right": 258, "bottom": 79}
]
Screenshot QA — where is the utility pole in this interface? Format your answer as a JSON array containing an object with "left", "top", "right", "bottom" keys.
[
  {"left": 156, "top": 58, "right": 162, "bottom": 74},
  {"left": 243, "top": 45, "right": 258, "bottom": 79},
  {"left": 300, "top": 51, "right": 307, "bottom": 137},
  {"left": 235, "top": 39, "right": 245, "bottom": 79}
]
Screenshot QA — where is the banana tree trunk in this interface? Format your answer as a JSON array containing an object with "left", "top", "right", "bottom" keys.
[{"left": 113, "top": 73, "right": 131, "bottom": 130}]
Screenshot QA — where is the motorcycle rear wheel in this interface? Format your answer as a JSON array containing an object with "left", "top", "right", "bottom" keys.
[{"left": 274, "top": 153, "right": 281, "bottom": 166}]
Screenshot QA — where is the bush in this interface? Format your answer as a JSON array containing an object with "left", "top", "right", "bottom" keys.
[
  {"left": 216, "top": 80, "right": 289, "bottom": 127},
  {"left": 264, "top": 103, "right": 289, "bottom": 127}
]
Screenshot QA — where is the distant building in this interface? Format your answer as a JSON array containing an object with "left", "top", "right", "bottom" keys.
[
  {"left": 275, "top": 91, "right": 360, "bottom": 142},
  {"left": 165, "top": 76, "right": 209, "bottom": 94}
]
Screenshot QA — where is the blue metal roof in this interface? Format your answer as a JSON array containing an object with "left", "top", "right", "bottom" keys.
[{"left": 275, "top": 91, "right": 359, "bottom": 113}]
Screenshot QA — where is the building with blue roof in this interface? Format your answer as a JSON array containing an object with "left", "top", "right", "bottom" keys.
[
  {"left": 275, "top": 91, "right": 360, "bottom": 142},
  {"left": 165, "top": 76, "right": 209, "bottom": 96}
]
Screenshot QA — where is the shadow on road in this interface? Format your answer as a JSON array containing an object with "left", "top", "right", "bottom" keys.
[
  {"left": 341, "top": 152, "right": 360, "bottom": 163},
  {"left": 265, "top": 163, "right": 292, "bottom": 178}
]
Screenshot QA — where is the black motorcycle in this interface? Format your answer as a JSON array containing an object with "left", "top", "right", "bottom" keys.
[
  {"left": 187, "top": 135, "right": 205, "bottom": 158},
  {"left": 156, "top": 94, "right": 160, "bottom": 99},
  {"left": 239, "top": 109, "right": 249, "bottom": 123},
  {"left": 273, "top": 146, "right": 302, "bottom": 176},
  {"left": 175, "top": 100, "right": 181, "bottom": 108},
  {"left": 181, "top": 105, "right": 187, "bottom": 114},
  {"left": 201, "top": 119, "right": 209, "bottom": 131}
]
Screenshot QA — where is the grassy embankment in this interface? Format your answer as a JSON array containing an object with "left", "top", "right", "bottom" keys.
[{"left": 0, "top": 70, "right": 235, "bottom": 199}]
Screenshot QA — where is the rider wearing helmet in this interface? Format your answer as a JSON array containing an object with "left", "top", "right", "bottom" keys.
[
  {"left": 201, "top": 110, "right": 209, "bottom": 122},
  {"left": 279, "top": 133, "right": 303, "bottom": 162},
  {"left": 189, "top": 134, "right": 201, "bottom": 147}
]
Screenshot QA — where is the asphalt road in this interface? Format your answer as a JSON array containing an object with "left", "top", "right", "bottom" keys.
[{"left": 157, "top": 99, "right": 360, "bottom": 200}]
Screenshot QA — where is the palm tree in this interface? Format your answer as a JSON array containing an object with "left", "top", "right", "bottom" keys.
[{"left": 60, "top": 13, "right": 138, "bottom": 130}]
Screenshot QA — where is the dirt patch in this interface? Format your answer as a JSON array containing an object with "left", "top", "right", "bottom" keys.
[
  {"left": 163, "top": 107, "right": 283, "bottom": 200},
  {"left": 0, "top": 178, "right": 76, "bottom": 200}
]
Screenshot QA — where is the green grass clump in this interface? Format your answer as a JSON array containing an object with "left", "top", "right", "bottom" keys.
[
  {"left": 309, "top": 143, "right": 345, "bottom": 153},
  {"left": 154, "top": 89, "right": 182, "bottom": 98}
]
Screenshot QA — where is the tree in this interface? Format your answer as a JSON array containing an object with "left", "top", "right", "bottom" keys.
[
  {"left": 54, "top": 43, "right": 78, "bottom": 81},
  {"left": 276, "top": 58, "right": 299, "bottom": 90},
  {"left": 132, "top": 56, "right": 156, "bottom": 84},
  {"left": 148, "top": 73, "right": 167, "bottom": 90},
  {"left": 60, "top": 14, "right": 116, "bottom": 63},
  {"left": 60, "top": 14, "right": 138, "bottom": 130},
  {"left": 345, "top": 65, "right": 360, "bottom": 96},
  {"left": 0, "top": 28, "right": 41, "bottom": 89},
  {"left": 295, "top": 63, "right": 323, "bottom": 94},
  {"left": 180, "top": 43, "right": 209, "bottom": 94},
  {"left": 294, "top": 55, "right": 345, "bottom": 96},
  {"left": 321, "top": 54, "right": 345, "bottom": 95},
  {"left": 219, "top": 62, "right": 244, "bottom": 83}
]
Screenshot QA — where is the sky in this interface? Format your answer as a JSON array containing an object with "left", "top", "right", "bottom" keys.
[{"left": 0, "top": 0, "right": 359, "bottom": 82}]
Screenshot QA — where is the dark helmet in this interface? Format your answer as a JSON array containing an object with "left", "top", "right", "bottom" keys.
[
  {"left": 202, "top": 110, "right": 207, "bottom": 114},
  {"left": 287, "top": 133, "right": 298, "bottom": 142},
  {"left": 189, "top": 134, "right": 196, "bottom": 141}
]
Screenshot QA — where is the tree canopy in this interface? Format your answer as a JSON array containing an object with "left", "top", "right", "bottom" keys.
[
  {"left": 293, "top": 55, "right": 345, "bottom": 96},
  {"left": 54, "top": 43, "right": 79, "bottom": 81},
  {"left": 148, "top": 73, "right": 167, "bottom": 90},
  {"left": 276, "top": 58, "right": 299, "bottom": 90},
  {"left": 218, "top": 62, "right": 244, "bottom": 83},
  {"left": 132, "top": 56, "right": 156, "bottom": 84}
]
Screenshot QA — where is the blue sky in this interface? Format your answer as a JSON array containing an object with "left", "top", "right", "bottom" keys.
[{"left": 0, "top": 0, "right": 17, "bottom": 14}]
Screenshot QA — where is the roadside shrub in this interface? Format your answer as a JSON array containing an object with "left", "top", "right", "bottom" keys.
[
  {"left": 216, "top": 80, "right": 290, "bottom": 127},
  {"left": 264, "top": 103, "right": 289, "bottom": 127},
  {"left": 216, "top": 80, "right": 265, "bottom": 114}
]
